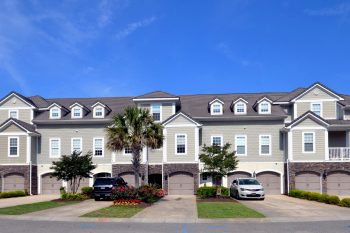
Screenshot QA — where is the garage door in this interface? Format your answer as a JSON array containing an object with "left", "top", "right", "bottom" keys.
[
  {"left": 327, "top": 172, "right": 350, "bottom": 196},
  {"left": 41, "top": 174, "right": 62, "bottom": 195},
  {"left": 295, "top": 172, "right": 320, "bottom": 192},
  {"left": 227, "top": 172, "right": 251, "bottom": 187},
  {"left": 4, "top": 174, "right": 25, "bottom": 192},
  {"left": 120, "top": 172, "right": 137, "bottom": 187},
  {"left": 67, "top": 177, "right": 90, "bottom": 193},
  {"left": 257, "top": 172, "right": 281, "bottom": 195},
  {"left": 169, "top": 172, "right": 194, "bottom": 195}
]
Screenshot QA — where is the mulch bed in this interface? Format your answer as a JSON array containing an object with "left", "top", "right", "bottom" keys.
[
  {"left": 196, "top": 197, "right": 237, "bottom": 203},
  {"left": 51, "top": 199, "right": 86, "bottom": 202},
  {"left": 112, "top": 202, "right": 152, "bottom": 208}
]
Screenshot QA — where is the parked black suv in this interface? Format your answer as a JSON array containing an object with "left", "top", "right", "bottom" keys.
[{"left": 93, "top": 177, "right": 127, "bottom": 201}]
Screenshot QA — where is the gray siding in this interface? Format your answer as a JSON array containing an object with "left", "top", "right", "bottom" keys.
[
  {"left": 298, "top": 87, "right": 336, "bottom": 100},
  {"left": 1, "top": 96, "right": 31, "bottom": 108},
  {"left": 148, "top": 148, "right": 163, "bottom": 163},
  {"left": 201, "top": 121, "right": 284, "bottom": 162},
  {"left": 162, "top": 103, "right": 174, "bottom": 121},
  {"left": 296, "top": 101, "right": 336, "bottom": 119},
  {"left": 31, "top": 137, "right": 37, "bottom": 164},
  {"left": 295, "top": 118, "right": 322, "bottom": 127},
  {"left": 0, "top": 109, "right": 32, "bottom": 124},
  {"left": 2, "top": 124, "right": 24, "bottom": 133},
  {"left": 292, "top": 129, "right": 326, "bottom": 161},
  {"left": 166, "top": 127, "right": 196, "bottom": 162},
  {"left": 166, "top": 115, "right": 192, "bottom": 125},
  {"left": 0, "top": 135, "right": 27, "bottom": 164}
]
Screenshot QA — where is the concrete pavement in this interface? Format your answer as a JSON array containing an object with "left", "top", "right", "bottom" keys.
[{"left": 0, "top": 195, "right": 59, "bottom": 208}]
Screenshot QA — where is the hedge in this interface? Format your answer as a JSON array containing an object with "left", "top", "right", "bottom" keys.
[
  {"left": 339, "top": 198, "right": 350, "bottom": 208},
  {"left": 289, "top": 189, "right": 344, "bottom": 207},
  {"left": 196, "top": 186, "right": 229, "bottom": 198},
  {"left": 81, "top": 187, "right": 93, "bottom": 198},
  {"left": 0, "top": 190, "right": 27, "bottom": 199}
]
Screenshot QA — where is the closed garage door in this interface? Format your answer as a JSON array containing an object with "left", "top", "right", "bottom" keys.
[
  {"left": 227, "top": 172, "right": 251, "bottom": 187},
  {"left": 327, "top": 172, "right": 350, "bottom": 196},
  {"left": 42, "top": 174, "right": 62, "bottom": 195},
  {"left": 295, "top": 172, "right": 320, "bottom": 192},
  {"left": 67, "top": 177, "right": 90, "bottom": 193},
  {"left": 120, "top": 172, "right": 137, "bottom": 187},
  {"left": 4, "top": 174, "right": 25, "bottom": 192},
  {"left": 169, "top": 172, "right": 194, "bottom": 195},
  {"left": 257, "top": 172, "right": 281, "bottom": 195}
]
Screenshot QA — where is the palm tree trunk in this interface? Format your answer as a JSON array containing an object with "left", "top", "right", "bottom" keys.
[{"left": 132, "top": 147, "right": 142, "bottom": 188}]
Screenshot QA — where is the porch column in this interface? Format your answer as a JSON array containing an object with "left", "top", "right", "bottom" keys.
[
  {"left": 346, "top": 131, "right": 350, "bottom": 147},
  {"left": 325, "top": 130, "right": 329, "bottom": 161}
]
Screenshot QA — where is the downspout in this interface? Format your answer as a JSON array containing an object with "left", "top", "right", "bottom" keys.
[
  {"left": 161, "top": 159, "right": 164, "bottom": 189},
  {"left": 29, "top": 160, "right": 32, "bottom": 195},
  {"left": 286, "top": 158, "right": 290, "bottom": 194}
]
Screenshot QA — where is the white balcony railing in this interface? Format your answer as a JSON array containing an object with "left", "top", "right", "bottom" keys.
[{"left": 329, "top": 147, "right": 350, "bottom": 161}]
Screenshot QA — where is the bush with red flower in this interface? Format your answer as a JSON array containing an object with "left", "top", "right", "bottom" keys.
[
  {"left": 111, "top": 186, "right": 138, "bottom": 200},
  {"left": 137, "top": 185, "right": 164, "bottom": 203}
]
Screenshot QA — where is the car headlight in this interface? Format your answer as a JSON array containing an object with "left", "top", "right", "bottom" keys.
[{"left": 240, "top": 188, "right": 245, "bottom": 191}]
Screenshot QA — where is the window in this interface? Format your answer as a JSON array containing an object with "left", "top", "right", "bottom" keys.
[
  {"left": 303, "top": 132, "right": 315, "bottom": 153},
  {"left": 259, "top": 101, "right": 271, "bottom": 114},
  {"left": 50, "top": 138, "right": 61, "bottom": 158},
  {"left": 72, "top": 107, "right": 82, "bottom": 118},
  {"left": 235, "top": 102, "right": 246, "bottom": 114},
  {"left": 124, "top": 147, "right": 132, "bottom": 155},
  {"left": 151, "top": 104, "right": 161, "bottom": 121},
  {"left": 93, "top": 107, "right": 104, "bottom": 118},
  {"left": 94, "top": 138, "right": 104, "bottom": 157},
  {"left": 71, "top": 138, "right": 82, "bottom": 153},
  {"left": 176, "top": 134, "right": 187, "bottom": 155},
  {"left": 50, "top": 107, "right": 61, "bottom": 119},
  {"left": 311, "top": 103, "right": 322, "bottom": 116},
  {"left": 259, "top": 135, "right": 271, "bottom": 155},
  {"left": 8, "top": 110, "right": 18, "bottom": 119},
  {"left": 211, "top": 136, "right": 223, "bottom": 147},
  {"left": 235, "top": 135, "right": 247, "bottom": 156},
  {"left": 211, "top": 103, "right": 223, "bottom": 115},
  {"left": 8, "top": 137, "right": 19, "bottom": 157}
]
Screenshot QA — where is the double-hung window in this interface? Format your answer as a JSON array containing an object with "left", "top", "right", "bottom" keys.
[
  {"left": 94, "top": 107, "right": 104, "bottom": 118},
  {"left": 9, "top": 110, "right": 18, "bottom": 119},
  {"left": 8, "top": 137, "right": 19, "bottom": 157},
  {"left": 259, "top": 102, "right": 271, "bottom": 114},
  {"left": 151, "top": 104, "right": 161, "bottom": 122},
  {"left": 94, "top": 138, "right": 104, "bottom": 157},
  {"left": 176, "top": 134, "right": 187, "bottom": 155},
  {"left": 211, "top": 103, "right": 223, "bottom": 115},
  {"left": 72, "top": 107, "right": 82, "bottom": 118},
  {"left": 311, "top": 103, "right": 321, "bottom": 116},
  {"left": 50, "top": 138, "right": 61, "bottom": 158},
  {"left": 303, "top": 132, "right": 315, "bottom": 153},
  {"left": 259, "top": 135, "right": 271, "bottom": 156},
  {"left": 235, "top": 103, "right": 246, "bottom": 114},
  {"left": 50, "top": 107, "right": 60, "bottom": 119},
  {"left": 235, "top": 135, "right": 247, "bottom": 156},
  {"left": 211, "top": 136, "right": 223, "bottom": 147},
  {"left": 71, "top": 138, "right": 82, "bottom": 153}
]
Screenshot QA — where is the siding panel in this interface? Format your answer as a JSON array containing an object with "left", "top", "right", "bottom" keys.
[{"left": 292, "top": 129, "right": 325, "bottom": 161}]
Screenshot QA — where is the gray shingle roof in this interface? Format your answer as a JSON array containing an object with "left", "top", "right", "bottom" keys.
[
  {"left": 0, "top": 118, "right": 39, "bottom": 134},
  {"left": 134, "top": 91, "right": 179, "bottom": 99}
]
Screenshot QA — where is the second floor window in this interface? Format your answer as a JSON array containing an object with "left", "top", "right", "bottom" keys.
[
  {"left": 94, "top": 107, "right": 104, "bottom": 118},
  {"left": 94, "top": 138, "right": 104, "bottom": 157},
  {"left": 235, "top": 135, "right": 247, "bottom": 155},
  {"left": 8, "top": 137, "right": 19, "bottom": 157},
  {"left": 303, "top": 132, "right": 315, "bottom": 153},
  {"left": 50, "top": 138, "right": 60, "bottom": 158},
  {"left": 72, "top": 107, "right": 82, "bottom": 118},
  {"left": 151, "top": 104, "right": 161, "bottom": 121},
  {"left": 72, "top": 138, "right": 82, "bottom": 153},
  {"left": 176, "top": 134, "right": 187, "bottom": 155},
  {"left": 50, "top": 107, "right": 60, "bottom": 119},
  {"left": 260, "top": 135, "right": 271, "bottom": 155},
  {"left": 259, "top": 102, "right": 271, "bottom": 114},
  {"left": 235, "top": 103, "right": 246, "bottom": 114},
  {"left": 311, "top": 103, "right": 321, "bottom": 116},
  {"left": 124, "top": 147, "right": 132, "bottom": 155},
  {"left": 211, "top": 136, "right": 222, "bottom": 147},
  {"left": 9, "top": 110, "right": 18, "bottom": 119},
  {"left": 211, "top": 103, "right": 223, "bottom": 115}
]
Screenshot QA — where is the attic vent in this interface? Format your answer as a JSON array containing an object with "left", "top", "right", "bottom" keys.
[
  {"left": 313, "top": 89, "right": 319, "bottom": 96},
  {"left": 12, "top": 98, "right": 17, "bottom": 104}
]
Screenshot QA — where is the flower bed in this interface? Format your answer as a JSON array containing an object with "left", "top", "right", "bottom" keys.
[
  {"left": 113, "top": 199, "right": 142, "bottom": 206},
  {"left": 111, "top": 184, "right": 165, "bottom": 204}
]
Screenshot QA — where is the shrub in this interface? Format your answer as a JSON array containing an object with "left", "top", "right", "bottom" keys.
[
  {"left": 339, "top": 198, "right": 350, "bottom": 208},
  {"left": 196, "top": 186, "right": 228, "bottom": 198},
  {"left": 0, "top": 190, "right": 26, "bottom": 199},
  {"left": 289, "top": 189, "right": 304, "bottom": 198},
  {"left": 317, "top": 194, "right": 330, "bottom": 203},
  {"left": 137, "top": 185, "right": 162, "bottom": 203},
  {"left": 61, "top": 193, "right": 86, "bottom": 200},
  {"left": 81, "top": 187, "right": 93, "bottom": 198},
  {"left": 325, "top": 195, "right": 340, "bottom": 205},
  {"left": 308, "top": 192, "right": 321, "bottom": 201},
  {"left": 112, "top": 186, "right": 138, "bottom": 200},
  {"left": 60, "top": 186, "right": 66, "bottom": 195}
]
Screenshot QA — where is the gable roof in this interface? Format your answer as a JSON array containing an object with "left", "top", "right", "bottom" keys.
[
  {"left": 208, "top": 97, "right": 225, "bottom": 105},
  {"left": 133, "top": 91, "right": 179, "bottom": 101},
  {"left": 0, "top": 118, "right": 39, "bottom": 135},
  {"left": 162, "top": 112, "right": 202, "bottom": 127},
  {"left": 291, "top": 82, "right": 344, "bottom": 102},
  {"left": 253, "top": 96, "right": 273, "bottom": 108},
  {"left": 0, "top": 92, "right": 37, "bottom": 108},
  {"left": 285, "top": 111, "right": 330, "bottom": 129}
]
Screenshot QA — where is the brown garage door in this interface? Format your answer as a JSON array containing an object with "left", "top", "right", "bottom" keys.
[
  {"left": 257, "top": 172, "right": 281, "bottom": 195},
  {"left": 327, "top": 172, "right": 350, "bottom": 196},
  {"left": 42, "top": 173, "right": 62, "bottom": 195},
  {"left": 227, "top": 172, "right": 251, "bottom": 187},
  {"left": 295, "top": 172, "right": 320, "bottom": 193},
  {"left": 120, "top": 172, "right": 137, "bottom": 187},
  {"left": 67, "top": 177, "right": 90, "bottom": 193},
  {"left": 4, "top": 174, "right": 25, "bottom": 192},
  {"left": 169, "top": 172, "right": 194, "bottom": 195}
]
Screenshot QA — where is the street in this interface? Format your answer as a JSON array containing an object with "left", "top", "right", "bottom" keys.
[{"left": 1, "top": 219, "right": 350, "bottom": 233}]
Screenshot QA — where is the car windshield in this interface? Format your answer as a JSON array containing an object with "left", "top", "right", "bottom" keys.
[
  {"left": 93, "top": 178, "right": 115, "bottom": 186},
  {"left": 238, "top": 179, "right": 260, "bottom": 185}
]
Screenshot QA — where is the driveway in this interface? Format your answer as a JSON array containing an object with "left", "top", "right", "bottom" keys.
[
  {"left": 240, "top": 195, "right": 350, "bottom": 221},
  {"left": 0, "top": 195, "right": 59, "bottom": 208},
  {"left": 132, "top": 195, "right": 197, "bottom": 222}
]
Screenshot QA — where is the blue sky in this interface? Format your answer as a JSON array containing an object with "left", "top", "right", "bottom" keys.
[{"left": 0, "top": 0, "right": 350, "bottom": 98}]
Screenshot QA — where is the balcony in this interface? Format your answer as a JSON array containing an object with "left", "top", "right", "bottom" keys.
[{"left": 329, "top": 147, "right": 350, "bottom": 161}]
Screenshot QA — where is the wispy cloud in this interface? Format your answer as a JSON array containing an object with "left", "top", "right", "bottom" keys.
[
  {"left": 115, "top": 16, "right": 156, "bottom": 40},
  {"left": 305, "top": 2, "right": 350, "bottom": 17}
]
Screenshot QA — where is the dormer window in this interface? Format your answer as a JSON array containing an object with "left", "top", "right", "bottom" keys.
[
  {"left": 259, "top": 101, "right": 271, "bottom": 114},
  {"left": 235, "top": 102, "right": 246, "bottom": 114},
  {"left": 50, "top": 107, "right": 61, "bottom": 119},
  {"left": 212, "top": 104, "right": 222, "bottom": 115},
  {"left": 72, "top": 107, "right": 82, "bottom": 118},
  {"left": 94, "top": 106, "right": 104, "bottom": 118}
]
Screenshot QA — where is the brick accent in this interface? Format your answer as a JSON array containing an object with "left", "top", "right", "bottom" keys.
[
  {"left": 0, "top": 165, "right": 38, "bottom": 194},
  {"left": 288, "top": 162, "right": 350, "bottom": 194}
]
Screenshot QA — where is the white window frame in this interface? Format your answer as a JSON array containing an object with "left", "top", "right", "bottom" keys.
[
  {"left": 302, "top": 132, "right": 316, "bottom": 154},
  {"left": 8, "top": 136, "right": 19, "bottom": 157},
  {"left": 259, "top": 134, "right": 272, "bottom": 156},
  {"left": 93, "top": 137, "right": 104, "bottom": 157},
  {"left": 259, "top": 101, "right": 271, "bottom": 114},
  {"left": 71, "top": 137, "right": 83, "bottom": 153},
  {"left": 234, "top": 102, "right": 247, "bottom": 115},
  {"left": 8, "top": 109, "right": 19, "bottom": 119},
  {"left": 235, "top": 135, "right": 247, "bottom": 156},
  {"left": 50, "top": 107, "right": 61, "bottom": 119},
  {"left": 71, "top": 107, "right": 83, "bottom": 119},
  {"left": 210, "top": 103, "right": 223, "bottom": 115},
  {"left": 175, "top": 133, "right": 187, "bottom": 155},
  {"left": 310, "top": 102, "right": 322, "bottom": 117},
  {"left": 211, "top": 135, "right": 223, "bottom": 147},
  {"left": 123, "top": 147, "right": 132, "bottom": 155},
  {"left": 93, "top": 106, "right": 105, "bottom": 118},
  {"left": 49, "top": 138, "right": 61, "bottom": 158},
  {"left": 151, "top": 103, "right": 162, "bottom": 122}
]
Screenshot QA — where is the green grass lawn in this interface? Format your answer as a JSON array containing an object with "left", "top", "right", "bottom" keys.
[
  {"left": 82, "top": 206, "right": 144, "bottom": 218},
  {"left": 197, "top": 201, "right": 265, "bottom": 219},
  {"left": 0, "top": 201, "right": 80, "bottom": 215}
]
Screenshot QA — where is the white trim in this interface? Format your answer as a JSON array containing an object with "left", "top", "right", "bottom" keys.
[
  {"left": 91, "top": 102, "right": 106, "bottom": 108},
  {"left": 234, "top": 102, "right": 247, "bottom": 115},
  {"left": 8, "top": 136, "right": 19, "bottom": 157},
  {"left": 50, "top": 107, "right": 61, "bottom": 119},
  {"left": 8, "top": 109, "right": 19, "bottom": 119},
  {"left": 163, "top": 128, "right": 167, "bottom": 162},
  {"left": 162, "top": 112, "right": 202, "bottom": 126},
  {"left": 302, "top": 132, "right": 316, "bottom": 154},
  {"left": 30, "top": 110, "right": 34, "bottom": 124},
  {"left": 259, "top": 134, "right": 272, "bottom": 156},
  {"left": 112, "top": 151, "right": 116, "bottom": 163},
  {"left": 291, "top": 83, "right": 344, "bottom": 102},
  {"left": 291, "top": 126, "right": 326, "bottom": 130},
  {"left": 0, "top": 132, "right": 27, "bottom": 136},
  {"left": 0, "top": 93, "right": 36, "bottom": 108},
  {"left": 209, "top": 98, "right": 225, "bottom": 105},
  {"left": 256, "top": 169, "right": 284, "bottom": 194},
  {"left": 211, "top": 135, "right": 223, "bottom": 146},
  {"left": 256, "top": 97, "right": 273, "bottom": 104},
  {"left": 71, "top": 106, "right": 83, "bottom": 119},
  {"left": 0, "top": 107, "right": 33, "bottom": 110},
  {"left": 233, "top": 97, "right": 248, "bottom": 104},
  {"left": 210, "top": 102, "right": 223, "bottom": 115},
  {"left": 69, "top": 102, "right": 84, "bottom": 109},
  {"left": 93, "top": 137, "right": 104, "bottom": 157},
  {"left": 234, "top": 134, "right": 247, "bottom": 156},
  {"left": 93, "top": 105, "right": 105, "bottom": 118},
  {"left": 133, "top": 97, "right": 179, "bottom": 102},
  {"left": 258, "top": 101, "right": 271, "bottom": 114},
  {"left": 172, "top": 102, "right": 176, "bottom": 114},
  {"left": 310, "top": 102, "right": 323, "bottom": 117},
  {"left": 195, "top": 127, "right": 199, "bottom": 162},
  {"left": 26, "top": 135, "right": 31, "bottom": 163},
  {"left": 288, "top": 131, "right": 293, "bottom": 161},
  {"left": 286, "top": 112, "right": 329, "bottom": 129},
  {"left": 295, "top": 99, "right": 338, "bottom": 103},
  {"left": 71, "top": 137, "right": 83, "bottom": 153},
  {"left": 325, "top": 130, "right": 329, "bottom": 161},
  {"left": 293, "top": 103, "right": 298, "bottom": 119},
  {"left": 165, "top": 124, "right": 198, "bottom": 128},
  {"left": 175, "top": 133, "right": 187, "bottom": 155},
  {"left": 49, "top": 138, "right": 61, "bottom": 158},
  {"left": 151, "top": 103, "right": 162, "bottom": 122},
  {"left": 0, "top": 119, "right": 33, "bottom": 134}
]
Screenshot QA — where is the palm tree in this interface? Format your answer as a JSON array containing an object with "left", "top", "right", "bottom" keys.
[{"left": 106, "top": 106, "right": 163, "bottom": 188}]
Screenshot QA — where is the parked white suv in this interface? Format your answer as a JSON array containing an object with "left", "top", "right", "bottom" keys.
[{"left": 230, "top": 178, "right": 265, "bottom": 200}]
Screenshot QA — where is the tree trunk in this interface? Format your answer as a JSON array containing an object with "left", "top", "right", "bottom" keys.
[{"left": 131, "top": 147, "right": 142, "bottom": 188}]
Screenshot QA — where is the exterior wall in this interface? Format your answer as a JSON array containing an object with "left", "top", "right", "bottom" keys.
[
  {"left": 0, "top": 165, "right": 37, "bottom": 194},
  {"left": 0, "top": 96, "right": 33, "bottom": 124},
  {"left": 138, "top": 102, "right": 175, "bottom": 122},
  {"left": 2, "top": 124, "right": 24, "bottom": 133},
  {"left": 31, "top": 137, "right": 38, "bottom": 164},
  {"left": 165, "top": 127, "right": 196, "bottom": 162},
  {"left": 201, "top": 121, "right": 285, "bottom": 162},
  {"left": 0, "top": 135, "right": 27, "bottom": 164},
  {"left": 298, "top": 87, "right": 337, "bottom": 100},
  {"left": 295, "top": 101, "right": 336, "bottom": 119},
  {"left": 148, "top": 148, "right": 163, "bottom": 163},
  {"left": 281, "top": 105, "right": 293, "bottom": 122},
  {"left": 292, "top": 129, "right": 326, "bottom": 161}
]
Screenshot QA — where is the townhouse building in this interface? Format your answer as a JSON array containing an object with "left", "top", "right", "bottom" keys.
[{"left": 0, "top": 82, "right": 349, "bottom": 196}]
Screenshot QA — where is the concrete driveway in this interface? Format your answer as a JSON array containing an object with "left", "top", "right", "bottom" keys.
[
  {"left": 0, "top": 195, "right": 59, "bottom": 208},
  {"left": 240, "top": 195, "right": 350, "bottom": 221},
  {"left": 133, "top": 195, "right": 197, "bottom": 223}
]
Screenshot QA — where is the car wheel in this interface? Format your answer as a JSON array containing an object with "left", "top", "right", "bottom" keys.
[{"left": 235, "top": 191, "right": 240, "bottom": 200}]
